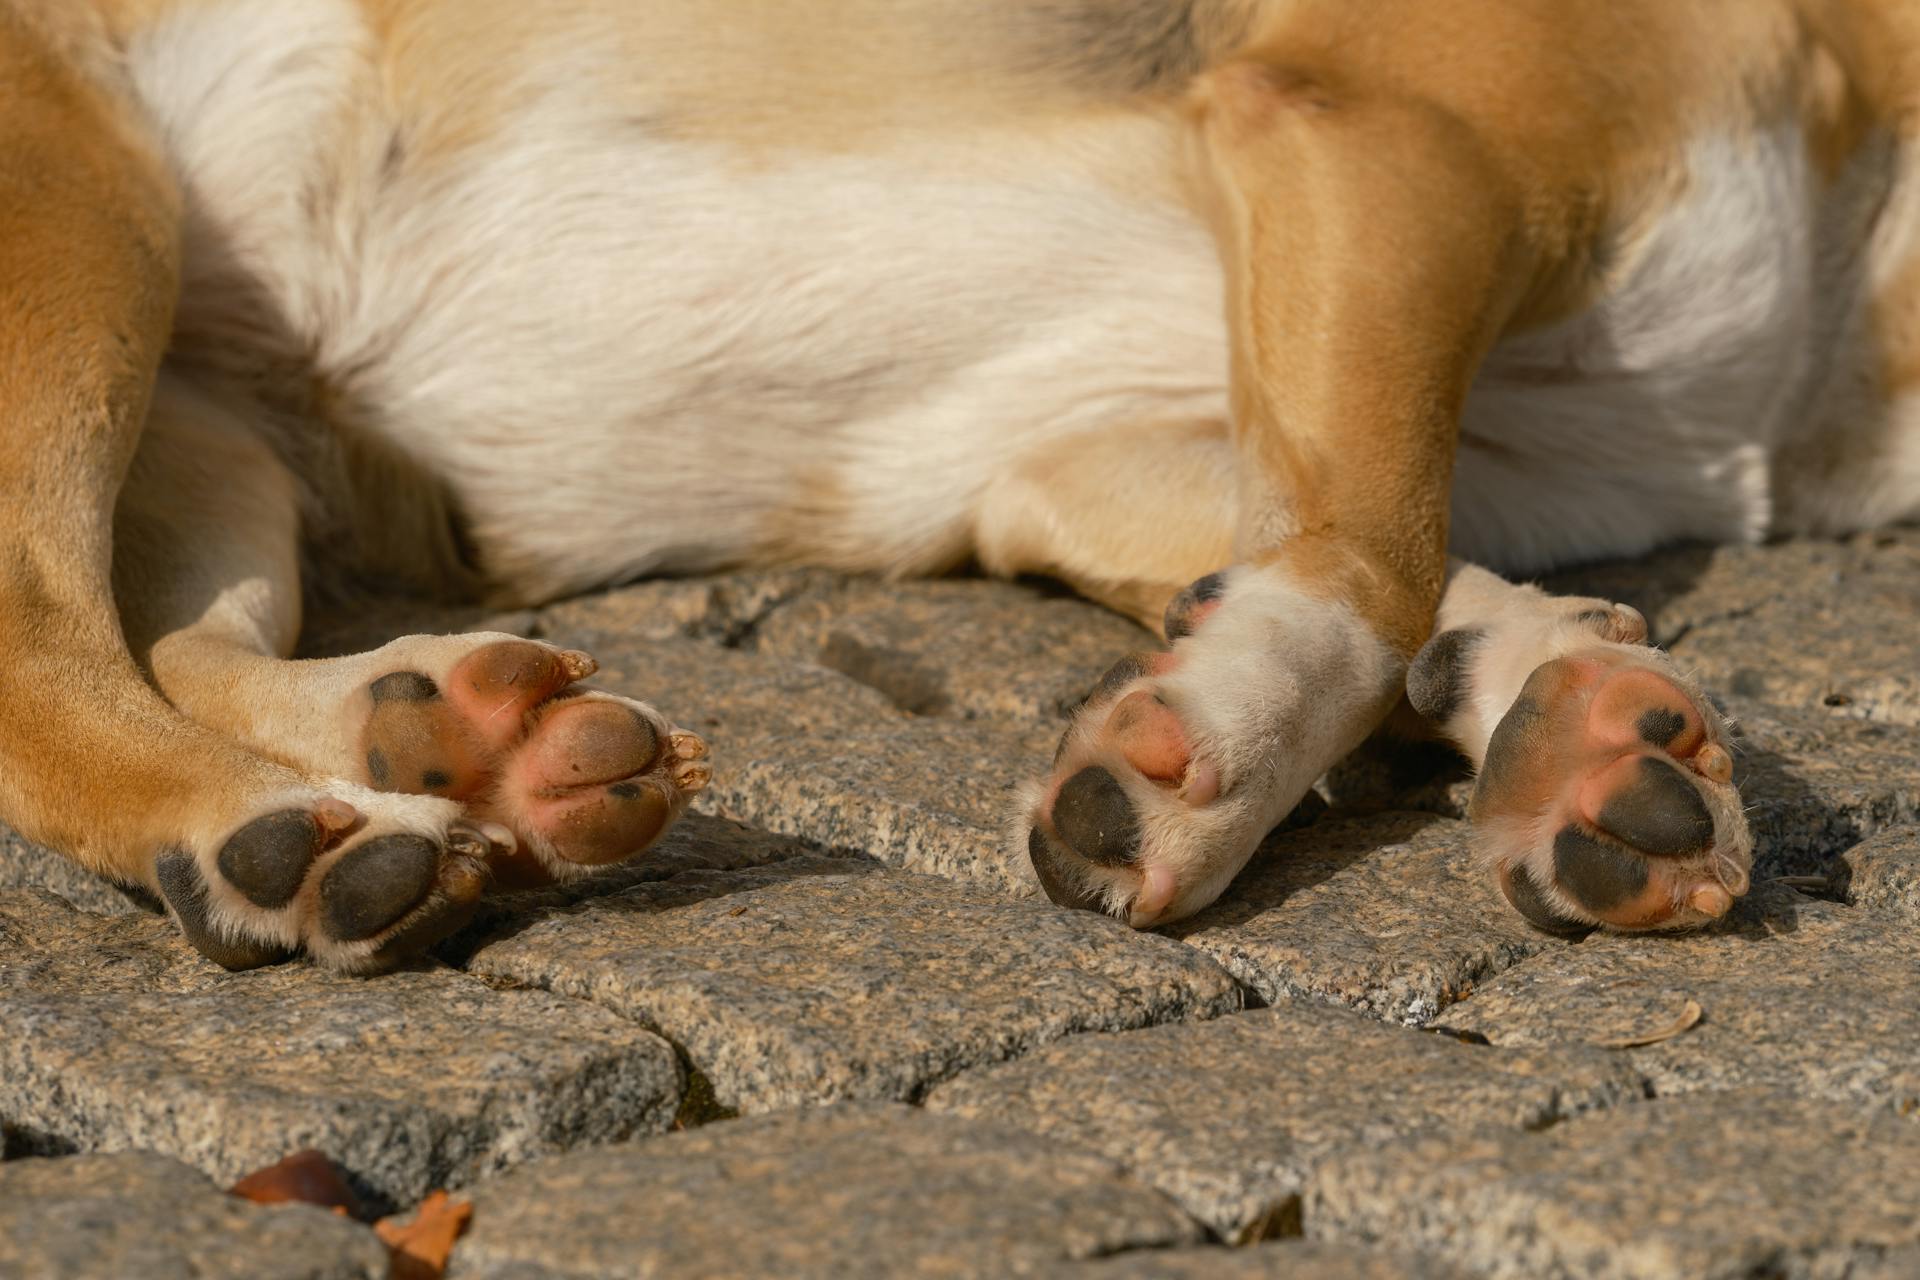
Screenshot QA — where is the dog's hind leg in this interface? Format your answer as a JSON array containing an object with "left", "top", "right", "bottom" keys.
[
  {"left": 0, "top": 19, "right": 450, "bottom": 972},
  {"left": 114, "top": 377, "right": 713, "bottom": 966}
]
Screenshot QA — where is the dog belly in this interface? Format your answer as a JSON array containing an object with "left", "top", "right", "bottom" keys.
[
  {"left": 352, "top": 135, "right": 1234, "bottom": 596},
  {"left": 128, "top": 0, "right": 1231, "bottom": 597},
  {"left": 132, "top": 1, "right": 1888, "bottom": 596},
  {"left": 1449, "top": 125, "right": 1860, "bottom": 577}
]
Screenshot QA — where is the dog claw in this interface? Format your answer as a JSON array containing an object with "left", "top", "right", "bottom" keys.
[
  {"left": 558, "top": 649, "right": 599, "bottom": 682},
  {"left": 1694, "top": 742, "right": 1734, "bottom": 784}
]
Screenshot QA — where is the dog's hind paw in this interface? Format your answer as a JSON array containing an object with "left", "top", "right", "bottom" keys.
[
  {"left": 1467, "top": 648, "right": 1751, "bottom": 934},
  {"left": 352, "top": 637, "right": 710, "bottom": 888}
]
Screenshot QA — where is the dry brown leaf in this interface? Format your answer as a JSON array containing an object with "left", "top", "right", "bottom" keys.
[
  {"left": 1774, "top": 875, "right": 1831, "bottom": 894},
  {"left": 1596, "top": 998, "right": 1703, "bottom": 1049},
  {"left": 376, "top": 1189, "right": 474, "bottom": 1280},
  {"left": 228, "top": 1150, "right": 359, "bottom": 1217}
]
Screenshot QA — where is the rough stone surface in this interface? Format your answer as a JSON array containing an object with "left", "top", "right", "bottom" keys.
[
  {"left": 929, "top": 1001, "right": 1639, "bottom": 1240},
  {"left": 448, "top": 1104, "right": 1206, "bottom": 1279},
  {"left": 1559, "top": 533, "right": 1920, "bottom": 729},
  {"left": 1308, "top": 1091, "right": 1920, "bottom": 1280},
  {"left": 748, "top": 574, "right": 1153, "bottom": 721},
  {"left": 0, "top": 891, "right": 683, "bottom": 1211},
  {"left": 1437, "top": 883, "right": 1920, "bottom": 1117},
  {"left": 0, "top": 1151, "right": 388, "bottom": 1280},
  {"left": 1549, "top": 530, "right": 1920, "bottom": 724},
  {"left": 1059, "top": 1243, "right": 1470, "bottom": 1279},
  {"left": 1716, "top": 697, "right": 1920, "bottom": 879},
  {"left": 1169, "top": 813, "right": 1567, "bottom": 1022},
  {"left": 1, "top": 531, "right": 1915, "bottom": 1275},
  {"left": 465, "top": 857, "right": 1242, "bottom": 1113},
  {"left": 0, "top": 824, "right": 149, "bottom": 915},
  {"left": 1838, "top": 824, "right": 1920, "bottom": 919},
  {"left": 451, "top": 811, "right": 822, "bottom": 943}
]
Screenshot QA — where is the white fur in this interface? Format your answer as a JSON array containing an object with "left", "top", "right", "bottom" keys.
[
  {"left": 1026, "top": 565, "right": 1401, "bottom": 924},
  {"left": 130, "top": 6, "right": 1230, "bottom": 597},
  {"left": 127, "top": 13, "right": 1909, "bottom": 588},
  {"left": 1452, "top": 127, "right": 1827, "bottom": 575}
]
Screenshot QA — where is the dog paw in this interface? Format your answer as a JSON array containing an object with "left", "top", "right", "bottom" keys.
[
  {"left": 1020, "top": 566, "right": 1398, "bottom": 927},
  {"left": 354, "top": 638, "right": 709, "bottom": 884},
  {"left": 1023, "top": 650, "right": 1218, "bottom": 925},
  {"left": 1469, "top": 648, "right": 1751, "bottom": 934},
  {"left": 157, "top": 787, "right": 498, "bottom": 973}
]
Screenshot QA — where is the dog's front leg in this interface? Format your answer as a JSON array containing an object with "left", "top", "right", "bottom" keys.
[{"left": 1022, "top": 55, "right": 1563, "bottom": 925}]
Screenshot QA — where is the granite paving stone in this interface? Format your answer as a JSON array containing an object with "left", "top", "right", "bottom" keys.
[
  {"left": 1675, "top": 585, "right": 1920, "bottom": 725},
  {"left": 1058, "top": 1242, "right": 1471, "bottom": 1279},
  {"left": 1436, "top": 883, "right": 1920, "bottom": 1117},
  {"left": 446, "top": 1104, "right": 1208, "bottom": 1280},
  {"left": 527, "top": 628, "right": 1055, "bottom": 893},
  {"left": 1547, "top": 530, "right": 1920, "bottom": 724},
  {"left": 1838, "top": 823, "right": 1920, "bottom": 919},
  {"left": 746, "top": 574, "right": 1152, "bottom": 721},
  {"left": 1307, "top": 1091, "right": 1920, "bottom": 1280},
  {"left": 1716, "top": 697, "right": 1919, "bottom": 879},
  {"left": 0, "top": 1151, "right": 388, "bottom": 1280},
  {"left": 1167, "top": 813, "right": 1569, "bottom": 1023},
  {"left": 928, "top": 1000, "right": 1640, "bottom": 1240},
  {"left": 463, "top": 856, "right": 1242, "bottom": 1113},
  {"left": 1739, "top": 707, "right": 1900, "bottom": 878},
  {"left": 0, "top": 823, "right": 149, "bottom": 915},
  {"left": 0, "top": 891, "right": 684, "bottom": 1211}
]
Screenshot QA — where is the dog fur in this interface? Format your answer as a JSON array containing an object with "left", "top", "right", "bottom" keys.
[{"left": 1, "top": 0, "right": 1915, "bottom": 968}]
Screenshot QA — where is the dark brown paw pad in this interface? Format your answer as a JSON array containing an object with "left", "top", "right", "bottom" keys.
[
  {"left": 1163, "top": 572, "right": 1227, "bottom": 641},
  {"left": 1029, "top": 766, "right": 1147, "bottom": 913},
  {"left": 1580, "top": 754, "right": 1715, "bottom": 858},
  {"left": 216, "top": 809, "right": 346, "bottom": 909},
  {"left": 318, "top": 834, "right": 449, "bottom": 942},
  {"left": 156, "top": 851, "right": 295, "bottom": 971},
  {"left": 310, "top": 831, "right": 486, "bottom": 970},
  {"left": 1497, "top": 861, "right": 1593, "bottom": 938}
]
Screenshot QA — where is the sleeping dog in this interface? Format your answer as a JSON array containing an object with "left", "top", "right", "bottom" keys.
[{"left": 2, "top": 0, "right": 1912, "bottom": 971}]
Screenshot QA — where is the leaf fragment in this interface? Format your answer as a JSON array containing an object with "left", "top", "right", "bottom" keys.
[
  {"left": 228, "top": 1150, "right": 358, "bottom": 1217},
  {"left": 1597, "top": 998, "right": 1703, "bottom": 1049},
  {"left": 376, "top": 1189, "right": 474, "bottom": 1280}
]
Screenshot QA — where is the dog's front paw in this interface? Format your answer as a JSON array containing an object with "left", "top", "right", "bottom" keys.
[
  {"left": 1020, "top": 566, "right": 1399, "bottom": 927},
  {"left": 352, "top": 637, "right": 709, "bottom": 886}
]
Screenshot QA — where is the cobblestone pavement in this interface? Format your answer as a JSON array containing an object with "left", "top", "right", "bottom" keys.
[{"left": 3, "top": 531, "right": 1917, "bottom": 1279}]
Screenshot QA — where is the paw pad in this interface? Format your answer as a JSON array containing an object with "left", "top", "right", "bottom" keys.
[
  {"left": 319, "top": 834, "right": 441, "bottom": 942},
  {"left": 1475, "top": 650, "right": 1750, "bottom": 934},
  {"left": 1051, "top": 765, "right": 1142, "bottom": 867},
  {"left": 156, "top": 850, "right": 295, "bottom": 971},
  {"left": 216, "top": 810, "right": 333, "bottom": 909}
]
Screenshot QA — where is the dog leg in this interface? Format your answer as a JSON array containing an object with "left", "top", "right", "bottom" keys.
[
  {"left": 0, "top": 25, "right": 405, "bottom": 971},
  {"left": 1012, "top": 43, "right": 1589, "bottom": 925},
  {"left": 1408, "top": 562, "right": 1751, "bottom": 934},
  {"left": 118, "top": 377, "right": 711, "bottom": 950}
]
